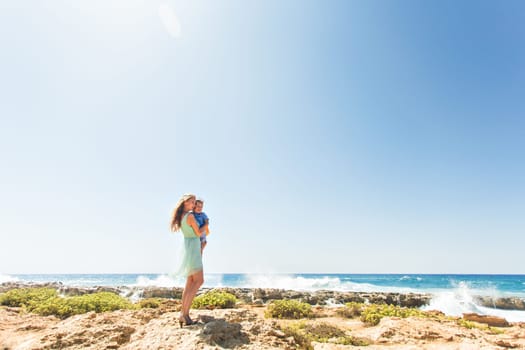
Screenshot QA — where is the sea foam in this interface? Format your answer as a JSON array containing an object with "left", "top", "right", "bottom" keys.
[
  {"left": 235, "top": 274, "right": 417, "bottom": 294},
  {"left": 0, "top": 273, "right": 18, "bottom": 284},
  {"left": 134, "top": 274, "right": 182, "bottom": 288},
  {"left": 423, "top": 281, "right": 525, "bottom": 322},
  {"left": 243, "top": 274, "right": 343, "bottom": 291}
]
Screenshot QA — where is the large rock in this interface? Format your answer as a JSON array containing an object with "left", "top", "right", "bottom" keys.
[
  {"left": 201, "top": 319, "right": 249, "bottom": 347},
  {"left": 475, "top": 296, "right": 525, "bottom": 311},
  {"left": 0, "top": 282, "right": 63, "bottom": 293},
  {"left": 140, "top": 287, "right": 183, "bottom": 299},
  {"left": 462, "top": 313, "right": 510, "bottom": 327},
  {"left": 252, "top": 288, "right": 285, "bottom": 301},
  {"left": 58, "top": 286, "right": 122, "bottom": 296}
]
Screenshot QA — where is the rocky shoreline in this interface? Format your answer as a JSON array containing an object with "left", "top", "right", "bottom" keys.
[
  {"left": 2, "top": 282, "right": 525, "bottom": 311},
  {"left": 2, "top": 282, "right": 525, "bottom": 349}
]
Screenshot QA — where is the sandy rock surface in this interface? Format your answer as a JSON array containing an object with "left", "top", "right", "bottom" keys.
[{"left": 2, "top": 303, "right": 525, "bottom": 350}]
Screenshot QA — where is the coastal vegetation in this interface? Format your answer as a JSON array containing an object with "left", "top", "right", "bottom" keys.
[
  {"left": 0, "top": 287, "right": 56, "bottom": 308},
  {"left": 0, "top": 287, "right": 511, "bottom": 337},
  {"left": 336, "top": 301, "right": 506, "bottom": 334},
  {"left": 136, "top": 297, "right": 162, "bottom": 309},
  {"left": 337, "top": 302, "right": 435, "bottom": 325},
  {"left": 456, "top": 319, "right": 504, "bottom": 334},
  {"left": 360, "top": 303, "right": 429, "bottom": 326},
  {"left": 191, "top": 290, "right": 237, "bottom": 309},
  {"left": 0, "top": 285, "right": 519, "bottom": 349},
  {"left": 0, "top": 288, "right": 151, "bottom": 318},
  {"left": 265, "top": 299, "right": 313, "bottom": 319},
  {"left": 280, "top": 321, "right": 370, "bottom": 349}
]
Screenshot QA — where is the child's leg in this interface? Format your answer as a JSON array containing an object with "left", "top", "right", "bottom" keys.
[{"left": 200, "top": 236, "right": 207, "bottom": 255}]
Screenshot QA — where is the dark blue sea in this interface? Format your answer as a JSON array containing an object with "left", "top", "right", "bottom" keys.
[{"left": 2, "top": 273, "right": 525, "bottom": 321}]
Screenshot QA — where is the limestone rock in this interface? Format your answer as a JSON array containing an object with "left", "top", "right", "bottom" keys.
[
  {"left": 201, "top": 319, "right": 248, "bottom": 347},
  {"left": 2, "top": 305, "right": 525, "bottom": 350},
  {"left": 475, "top": 296, "right": 525, "bottom": 311},
  {"left": 463, "top": 313, "right": 510, "bottom": 327}
]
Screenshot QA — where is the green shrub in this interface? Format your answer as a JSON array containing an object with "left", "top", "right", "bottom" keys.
[
  {"left": 457, "top": 319, "right": 476, "bottom": 329},
  {"left": 265, "top": 299, "right": 313, "bottom": 319},
  {"left": 337, "top": 335, "right": 370, "bottom": 346},
  {"left": 360, "top": 311, "right": 383, "bottom": 326},
  {"left": 456, "top": 319, "right": 504, "bottom": 334},
  {"left": 137, "top": 298, "right": 162, "bottom": 309},
  {"left": 281, "top": 322, "right": 313, "bottom": 350},
  {"left": 192, "top": 290, "right": 237, "bottom": 309},
  {"left": 303, "top": 323, "right": 346, "bottom": 342},
  {"left": 336, "top": 302, "right": 364, "bottom": 318},
  {"left": 0, "top": 288, "right": 57, "bottom": 308},
  {"left": 32, "top": 292, "right": 135, "bottom": 318},
  {"left": 72, "top": 292, "right": 134, "bottom": 313},
  {"left": 0, "top": 288, "right": 135, "bottom": 319},
  {"left": 281, "top": 322, "right": 370, "bottom": 348},
  {"left": 338, "top": 303, "right": 447, "bottom": 327},
  {"left": 360, "top": 304, "right": 426, "bottom": 326}
]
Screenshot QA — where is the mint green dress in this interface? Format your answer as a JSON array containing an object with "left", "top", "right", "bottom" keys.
[{"left": 177, "top": 212, "right": 203, "bottom": 277}]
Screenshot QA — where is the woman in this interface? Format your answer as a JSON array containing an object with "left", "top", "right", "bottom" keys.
[{"left": 170, "top": 193, "right": 204, "bottom": 327}]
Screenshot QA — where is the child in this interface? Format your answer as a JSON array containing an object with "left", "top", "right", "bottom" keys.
[{"left": 193, "top": 199, "right": 210, "bottom": 254}]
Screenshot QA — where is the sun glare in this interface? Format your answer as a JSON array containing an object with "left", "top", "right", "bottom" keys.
[
  {"left": 63, "top": 0, "right": 153, "bottom": 39},
  {"left": 53, "top": 0, "right": 183, "bottom": 41},
  {"left": 158, "top": 2, "right": 182, "bottom": 38}
]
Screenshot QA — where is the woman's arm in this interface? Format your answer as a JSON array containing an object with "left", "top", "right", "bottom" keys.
[{"left": 186, "top": 214, "right": 202, "bottom": 237}]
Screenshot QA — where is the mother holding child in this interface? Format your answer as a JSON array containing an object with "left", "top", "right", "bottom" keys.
[{"left": 170, "top": 193, "right": 210, "bottom": 327}]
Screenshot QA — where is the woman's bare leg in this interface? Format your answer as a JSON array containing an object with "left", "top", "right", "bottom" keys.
[
  {"left": 181, "top": 276, "right": 193, "bottom": 317},
  {"left": 184, "top": 270, "right": 204, "bottom": 317}
]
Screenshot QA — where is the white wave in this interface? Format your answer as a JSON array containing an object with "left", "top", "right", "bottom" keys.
[
  {"left": 241, "top": 275, "right": 343, "bottom": 291},
  {"left": 346, "top": 282, "right": 417, "bottom": 294},
  {"left": 448, "top": 279, "right": 500, "bottom": 297},
  {"left": 422, "top": 282, "right": 483, "bottom": 316},
  {"left": 237, "top": 274, "right": 417, "bottom": 293},
  {"left": 135, "top": 274, "right": 381, "bottom": 292},
  {"left": 61, "top": 278, "right": 109, "bottom": 287},
  {"left": 0, "top": 273, "right": 18, "bottom": 284},
  {"left": 133, "top": 273, "right": 226, "bottom": 290},
  {"left": 203, "top": 274, "right": 225, "bottom": 288},
  {"left": 134, "top": 274, "right": 183, "bottom": 288},
  {"left": 422, "top": 281, "right": 525, "bottom": 322},
  {"left": 476, "top": 305, "right": 525, "bottom": 323},
  {"left": 399, "top": 275, "right": 423, "bottom": 282}
]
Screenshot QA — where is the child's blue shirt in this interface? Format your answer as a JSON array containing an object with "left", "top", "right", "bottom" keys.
[
  {"left": 194, "top": 212, "right": 209, "bottom": 228},
  {"left": 194, "top": 212, "right": 209, "bottom": 243}
]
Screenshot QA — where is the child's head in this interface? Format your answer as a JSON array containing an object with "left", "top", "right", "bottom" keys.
[{"left": 194, "top": 199, "right": 204, "bottom": 213}]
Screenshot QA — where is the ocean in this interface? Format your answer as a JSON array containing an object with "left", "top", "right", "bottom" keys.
[{"left": 2, "top": 273, "right": 525, "bottom": 322}]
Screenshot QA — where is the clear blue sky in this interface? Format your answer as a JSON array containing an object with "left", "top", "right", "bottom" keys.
[{"left": 1, "top": 0, "right": 524, "bottom": 274}]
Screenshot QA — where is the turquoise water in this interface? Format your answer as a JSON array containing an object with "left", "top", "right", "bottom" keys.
[{"left": 2, "top": 273, "right": 524, "bottom": 296}]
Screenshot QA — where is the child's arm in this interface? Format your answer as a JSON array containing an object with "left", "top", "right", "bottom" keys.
[
  {"left": 201, "top": 213, "right": 210, "bottom": 234},
  {"left": 200, "top": 219, "right": 209, "bottom": 234},
  {"left": 204, "top": 219, "right": 210, "bottom": 234}
]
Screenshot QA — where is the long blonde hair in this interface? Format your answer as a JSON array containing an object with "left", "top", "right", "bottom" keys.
[{"left": 170, "top": 193, "right": 196, "bottom": 232}]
